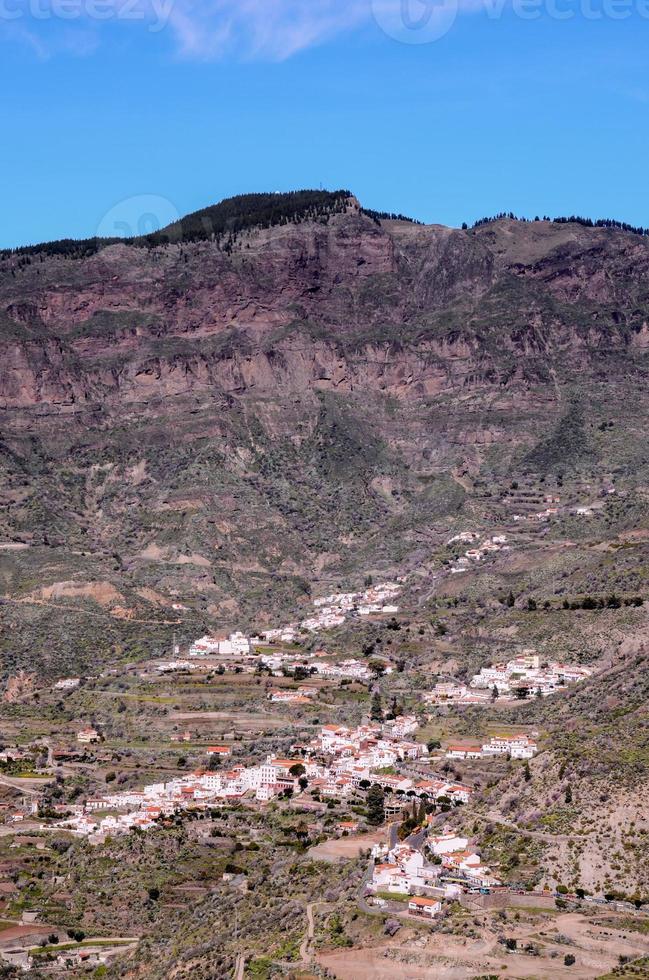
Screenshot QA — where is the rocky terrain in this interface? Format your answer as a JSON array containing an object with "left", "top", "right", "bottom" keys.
[
  {"left": 1, "top": 192, "right": 649, "bottom": 979},
  {"left": 1, "top": 192, "right": 649, "bottom": 676}
]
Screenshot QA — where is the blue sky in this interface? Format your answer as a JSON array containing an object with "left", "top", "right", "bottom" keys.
[{"left": 1, "top": 0, "right": 648, "bottom": 248}]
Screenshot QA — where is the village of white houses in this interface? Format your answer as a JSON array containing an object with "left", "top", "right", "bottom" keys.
[
  {"left": 3, "top": 533, "right": 649, "bottom": 980},
  {"left": 3, "top": 189, "right": 649, "bottom": 980}
]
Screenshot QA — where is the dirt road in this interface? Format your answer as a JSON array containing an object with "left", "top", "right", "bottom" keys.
[
  {"left": 480, "top": 811, "right": 580, "bottom": 844},
  {"left": 0, "top": 773, "right": 51, "bottom": 796},
  {"left": 0, "top": 595, "right": 182, "bottom": 626},
  {"left": 299, "top": 902, "right": 317, "bottom": 963},
  {"left": 234, "top": 952, "right": 245, "bottom": 979}
]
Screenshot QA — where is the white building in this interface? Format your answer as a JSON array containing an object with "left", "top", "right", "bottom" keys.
[
  {"left": 481, "top": 734, "right": 538, "bottom": 759},
  {"left": 429, "top": 832, "right": 468, "bottom": 856},
  {"left": 54, "top": 678, "right": 80, "bottom": 691},
  {"left": 445, "top": 744, "right": 482, "bottom": 760},
  {"left": 77, "top": 728, "right": 101, "bottom": 744},
  {"left": 408, "top": 897, "right": 441, "bottom": 918}
]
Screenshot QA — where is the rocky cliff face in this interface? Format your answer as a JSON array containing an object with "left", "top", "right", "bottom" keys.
[
  {"left": 1, "top": 197, "right": 648, "bottom": 657},
  {"left": 2, "top": 206, "right": 647, "bottom": 409}
]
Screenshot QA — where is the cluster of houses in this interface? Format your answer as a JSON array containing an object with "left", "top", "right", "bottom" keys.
[
  {"left": 367, "top": 828, "right": 501, "bottom": 907},
  {"left": 424, "top": 683, "right": 493, "bottom": 707},
  {"left": 427, "top": 652, "right": 592, "bottom": 705},
  {"left": 189, "top": 631, "right": 253, "bottom": 657},
  {"left": 313, "top": 580, "right": 401, "bottom": 618},
  {"left": 179, "top": 642, "right": 314, "bottom": 675},
  {"left": 1, "top": 941, "right": 125, "bottom": 974},
  {"left": 446, "top": 533, "right": 510, "bottom": 575},
  {"left": 510, "top": 487, "right": 616, "bottom": 524},
  {"left": 172, "top": 638, "right": 389, "bottom": 685},
  {"left": 55, "top": 715, "right": 473, "bottom": 842},
  {"left": 58, "top": 755, "right": 306, "bottom": 840},
  {"left": 445, "top": 732, "right": 538, "bottom": 761},
  {"left": 312, "top": 657, "right": 389, "bottom": 682},
  {"left": 294, "top": 722, "right": 472, "bottom": 808},
  {"left": 263, "top": 579, "right": 402, "bottom": 640},
  {"left": 470, "top": 652, "right": 592, "bottom": 697},
  {"left": 178, "top": 579, "right": 402, "bottom": 679},
  {"left": 155, "top": 659, "right": 210, "bottom": 674}
]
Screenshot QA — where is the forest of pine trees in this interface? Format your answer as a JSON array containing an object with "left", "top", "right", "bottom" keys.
[
  {"left": 142, "top": 189, "right": 353, "bottom": 248},
  {"left": 361, "top": 208, "right": 421, "bottom": 225},
  {"left": 1, "top": 189, "right": 353, "bottom": 260},
  {"left": 468, "top": 212, "right": 649, "bottom": 236}
]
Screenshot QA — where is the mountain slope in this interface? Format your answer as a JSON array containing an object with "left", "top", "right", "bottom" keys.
[{"left": 1, "top": 193, "right": 649, "bottom": 674}]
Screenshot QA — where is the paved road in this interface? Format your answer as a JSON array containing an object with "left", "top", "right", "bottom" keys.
[{"left": 405, "top": 827, "right": 427, "bottom": 849}]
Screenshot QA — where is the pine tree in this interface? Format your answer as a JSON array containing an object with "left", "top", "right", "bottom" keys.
[
  {"left": 367, "top": 784, "right": 385, "bottom": 825},
  {"left": 370, "top": 692, "right": 383, "bottom": 721}
]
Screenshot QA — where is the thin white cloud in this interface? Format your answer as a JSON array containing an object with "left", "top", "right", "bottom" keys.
[
  {"left": 163, "top": 0, "right": 499, "bottom": 59},
  {"left": 164, "top": 0, "right": 371, "bottom": 61},
  {"left": 0, "top": 0, "right": 375, "bottom": 60},
  {"left": 0, "top": 0, "right": 485, "bottom": 61}
]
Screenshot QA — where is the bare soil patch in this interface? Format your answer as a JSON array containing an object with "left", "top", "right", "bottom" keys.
[
  {"left": 318, "top": 910, "right": 649, "bottom": 979},
  {"left": 308, "top": 830, "right": 385, "bottom": 863},
  {"left": 37, "top": 580, "right": 123, "bottom": 606}
]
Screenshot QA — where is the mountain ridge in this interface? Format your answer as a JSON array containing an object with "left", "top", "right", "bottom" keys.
[{"left": 4, "top": 187, "right": 649, "bottom": 257}]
